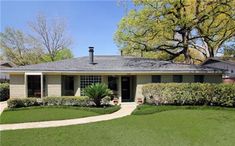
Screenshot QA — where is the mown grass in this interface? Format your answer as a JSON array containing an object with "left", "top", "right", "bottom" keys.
[
  {"left": 132, "top": 104, "right": 235, "bottom": 115},
  {"left": 0, "top": 105, "right": 120, "bottom": 124},
  {"left": 1, "top": 107, "right": 235, "bottom": 146}
]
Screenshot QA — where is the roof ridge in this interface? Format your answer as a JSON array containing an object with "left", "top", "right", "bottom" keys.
[{"left": 201, "top": 57, "right": 235, "bottom": 66}]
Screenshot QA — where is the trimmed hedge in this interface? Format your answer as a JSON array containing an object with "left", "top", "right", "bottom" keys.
[
  {"left": 7, "top": 96, "right": 96, "bottom": 108},
  {"left": 7, "top": 98, "right": 39, "bottom": 108},
  {"left": 42, "top": 96, "right": 95, "bottom": 107},
  {"left": 7, "top": 96, "right": 113, "bottom": 109},
  {"left": 142, "top": 83, "right": 235, "bottom": 107},
  {"left": 0, "top": 83, "right": 9, "bottom": 101}
]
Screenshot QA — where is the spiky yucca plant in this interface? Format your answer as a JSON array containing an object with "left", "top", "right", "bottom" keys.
[{"left": 84, "top": 83, "right": 112, "bottom": 107}]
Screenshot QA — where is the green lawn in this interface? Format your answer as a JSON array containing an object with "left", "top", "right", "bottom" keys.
[
  {"left": 0, "top": 106, "right": 120, "bottom": 124},
  {"left": 1, "top": 106, "right": 235, "bottom": 146},
  {"left": 132, "top": 104, "right": 235, "bottom": 115}
]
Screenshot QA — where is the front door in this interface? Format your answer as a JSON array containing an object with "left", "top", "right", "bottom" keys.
[
  {"left": 27, "top": 75, "right": 41, "bottom": 97},
  {"left": 121, "top": 76, "right": 131, "bottom": 102}
]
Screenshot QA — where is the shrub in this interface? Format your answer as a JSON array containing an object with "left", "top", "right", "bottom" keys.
[
  {"left": 212, "top": 84, "right": 235, "bottom": 107},
  {"left": 0, "top": 83, "right": 9, "bottom": 101},
  {"left": 84, "top": 83, "right": 112, "bottom": 107},
  {"left": 142, "top": 83, "right": 235, "bottom": 107},
  {"left": 7, "top": 98, "right": 39, "bottom": 108},
  {"left": 42, "top": 96, "right": 94, "bottom": 107},
  {"left": 101, "top": 96, "right": 111, "bottom": 106}
]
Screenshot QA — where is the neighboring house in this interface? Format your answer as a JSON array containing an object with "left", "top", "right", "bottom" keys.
[
  {"left": 0, "top": 61, "right": 16, "bottom": 83},
  {"left": 1, "top": 47, "right": 223, "bottom": 103},
  {"left": 201, "top": 58, "right": 235, "bottom": 84}
]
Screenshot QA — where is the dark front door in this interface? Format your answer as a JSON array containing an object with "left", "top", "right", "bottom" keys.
[
  {"left": 27, "top": 75, "right": 41, "bottom": 97},
  {"left": 121, "top": 76, "right": 131, "bottom": 102}
]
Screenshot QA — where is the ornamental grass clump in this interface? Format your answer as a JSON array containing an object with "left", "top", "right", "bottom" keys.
[{"left": 84, "top": 83, "right": 112, "bottom": 107}]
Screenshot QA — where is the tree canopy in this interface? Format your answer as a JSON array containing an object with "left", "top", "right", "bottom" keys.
[
  {"left": 0, "top": 14, "right": 73, "bottom": 66},
  {"left": 29, "top": 14, "right": 72, "bottom": 61},
  {"left": 115, "top": 0, "right": 235, "bottom": 64},
  {"left": 0, "top": 28, "right": 43, "bottom": 65}
]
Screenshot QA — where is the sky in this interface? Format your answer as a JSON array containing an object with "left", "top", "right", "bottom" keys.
[{"left": 0, "top": 0, "right": 133, "bottom": 57}]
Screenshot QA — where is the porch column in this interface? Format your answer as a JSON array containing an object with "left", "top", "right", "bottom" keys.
[
  {"left": 41, "top": 73, "right": 43, "bottom": 98},
  {"left": 118, "top": 76, "right": 122, "bottom": 103},
  {"left": 24, "top": 73, "right": 28, "bottom": 98}
]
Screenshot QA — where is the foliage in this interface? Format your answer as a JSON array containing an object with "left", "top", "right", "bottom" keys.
[
  {"left": 115, "top": 0, "right": 235, "bottom": 63},
  {"left": 7, "top": 96, "right": 96, "bottom": 108},
  {"left": 84, "top": 83, "right": 112, "bottom": 107},
  {"left": 223, "top": 38, "right": 235, "bottom": 57},
  {"left": 7, "top": 98, "right": 39, "bottom": 108},
  {"left": 0, "top": 83, "right": 9, "bottom": 101},
  {"left": 29, "top": 14, "right": 72, "bottom": 61},
  {"left": 0, "top": 28, "right": 43, "bottom": 65},
  {"left": 0, "top": 106, "right": 120, "bottom": 124},
  {"left": 42, "top": 96, "right": 94, "bottom": 107},
  {"left": 101, "top": 96, "right": 111, "bottom": 106},
  {"left": 41, "top": 48, "right": 73, "bottom": 62},
  {"left": 6, "top": 95, "right": 115, "bottom": 109},
  {"left": 224, "top": 48, "right": 235, "bottom": 57},
  {"left": 0, "top": 14, "right": 73, "bottom": 65},
  {"left": 195, "top": 2, "right": 235, "bottom": 57},
  {"left": 142, "top": 83, "right": 235, "bottom": 107}
]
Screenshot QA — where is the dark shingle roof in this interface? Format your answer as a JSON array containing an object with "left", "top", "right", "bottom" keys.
[
  {"left": 201, "top": 57, "right": 235, "bottom": 66},
  {"left": 0, "top": 61, "right": 16, "bottom": 68},
  {"left": 1, "top": 56, "right": 222, "bottom": 73}
]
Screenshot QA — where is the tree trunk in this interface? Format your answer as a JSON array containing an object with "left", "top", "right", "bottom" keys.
[
  {"left": 182, "top": 30, "right": 191, "bottom": 64},
  {"left": 208, "top": 47, "right": 214, "bottom": 57},
  {"left": 183, "top": 50, "right": 191, "bottom": 64}
]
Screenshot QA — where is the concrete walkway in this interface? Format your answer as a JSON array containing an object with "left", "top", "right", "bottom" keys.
[
  {"left": 0, "top": 102, "right": 137, "bottom": 131},
  {"left": 0, "top": 101, "right": 7, "bottom": 115}
]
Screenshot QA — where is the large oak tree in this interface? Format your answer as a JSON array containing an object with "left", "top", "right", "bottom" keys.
[{"left": 115, "top": 0, "right": 235, "bottom": 64}]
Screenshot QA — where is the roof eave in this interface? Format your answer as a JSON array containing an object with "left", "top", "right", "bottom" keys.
[{"left": 2, "top": 70, "right": 223, "bottom": 74}]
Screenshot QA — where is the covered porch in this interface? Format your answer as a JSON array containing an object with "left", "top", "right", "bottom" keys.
[{"left": 24, "top": 73, "right": 138, "bottom": 102}]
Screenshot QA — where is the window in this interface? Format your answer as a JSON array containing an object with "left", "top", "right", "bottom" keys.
[
  {"left": 62, "top": 76, "right": 74, "bottom": 96},
  {"left": 65, "top": 76, "right": 74, "bottom": 90},
  {"left": 194, "top": 75, "right": 204, "bottom": 83},
  {"left": 152, "top": 75, "right": 161, "bottom": 83},
  {"left": 173, "top": 75, "right": 182, "bottom": 83},
  {"left": 27, "top": 75, "right": 41, "bottom": 97},
  {"left": 80, "top": 75, "right": 102, "bottom": 95},
  {"left": 108, "top": 76, "right": 118, "bottom": 91}
]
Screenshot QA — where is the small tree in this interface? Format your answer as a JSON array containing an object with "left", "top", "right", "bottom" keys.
[
  {"left": 29, "top": 14, "right": 72, "bottom": 61},
  {"left": 84, "top": 83, "right": 112, "bottom": 107}
]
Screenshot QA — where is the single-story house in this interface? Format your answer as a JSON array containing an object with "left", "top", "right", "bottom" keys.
[
  {"left": 201, "top": 58, "right": 235, "bottom": 83},
  {"left": 0, "top": 61, "right": 16, "bottom": 83},
  {"left": 1, "top": 47, "right": 223, "bottom": 103}
]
